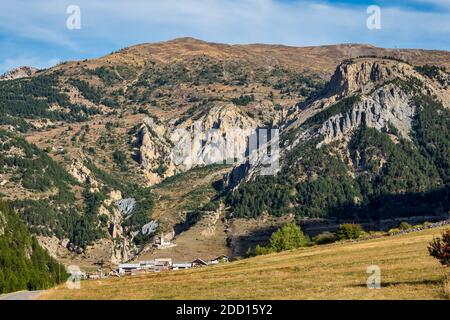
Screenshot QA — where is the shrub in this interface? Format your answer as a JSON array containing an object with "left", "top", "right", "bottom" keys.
[
  {"left": 388, "top": 228, "right": 400, "bottom": 236},
  {"left": 231, "top": 94, "right": 255, "bottom": 106},
  {"left": 335, "top": 223, "right": 364, "bottom": 240},
  {"left": 428, "top": 229, "right": 450, "bottom": 267},
  {"left": 112, "top": 150, "right": 127, "bottom": 170},
  {"left": 399, "top": 222, "right": 413, "bottom": 230},
  {"left": 249, "top": 223, "right": 308, "bottom": 256},
  {"left": 313, "top": 231, "right": 336, "bottom": 245},
  {"left": 254, "top": 245, "right": 273, "bottom": 256},
  {"left": 268, "top": 223, "right": 309, "bottom": 252}
]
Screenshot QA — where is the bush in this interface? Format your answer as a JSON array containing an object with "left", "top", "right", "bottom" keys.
[
  {"left": 335, "top": 223, "right": 363, "bottom": 240},
  {"left": 231, "top": 94, "right": 255, "bottom": 106},
  {"left": 249, "top": 223, "right": 308, "bottom": 256},
  {"left": 388, "top": 228, "right": 400, "bottom": 236},
  {"left": 428, "top": 229, "right": 450, "bottom": 267},
  {"left": 399, "top": 222, "right": 413, "bottom": 230},
  {"left": 254, "top": 245, "right": 273, "bottom": 256},
  {"left": 268, "top": 223, "right": 309, "bottom": 252},
  {"left": 313, "top": 231, "right": 336, "bottom": 245},
  {"left": 112, "top": 150, "right": 127, "bottom": 170}
]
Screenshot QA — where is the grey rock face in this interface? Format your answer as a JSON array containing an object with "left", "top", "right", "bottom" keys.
[
  {"left": 326, "top": 59, "right": 408, "bottom": 98},
  {"left": 232, "top": 58, "right": 449, "bottom": 187},
  {"left": 115, "top": 198, "right": 136, "bottom": 217},
  {"left": 137, "top": 104, "right": 258, "bottom": 186},
  {"left": 318, "top": 84, "right": 415, "bottom": 146},
  {"left": 141, "top": 221, "right": 159, "bottom": 235}
]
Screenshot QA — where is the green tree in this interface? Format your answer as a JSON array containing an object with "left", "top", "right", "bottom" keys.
[
  {"left": 335, "top": 223, "right": 364, "bottom": 240},
  {"left": 268, "top": 223, "right": 308, "bottom": 252},
  {"left": 0, "top": 201, "right": 68, "bottom": 294}
]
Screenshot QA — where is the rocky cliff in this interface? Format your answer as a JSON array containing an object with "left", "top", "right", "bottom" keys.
[
  {"left": 226, "top": 57, "right": 450, "bottom": 221},
  {"left": 136, "top": 104, "right": 258, "bottom": 185},
  {"left": 0, "top": 66, "right": 38, "bottom": 81},
  {"left": 286, "top": 58, "right": 450, "bottom": 148}
]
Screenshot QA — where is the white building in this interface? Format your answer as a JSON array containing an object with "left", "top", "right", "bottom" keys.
[
  {"left": 118, "top": 263, "right": 141, "bottom": 275},
  {"left": 172, "top": 263, "right": 192, "bottom": 270}
]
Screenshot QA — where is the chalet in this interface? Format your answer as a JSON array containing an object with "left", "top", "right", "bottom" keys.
[
  {"left": 212, "top": 255, "right": 229, "bottom": 264},
  {"left": 191, "top": 258, "right": 208, "bottom": 267}
]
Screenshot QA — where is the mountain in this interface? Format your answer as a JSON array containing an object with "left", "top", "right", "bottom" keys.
[
  {"left": 0, "top": 201, "right": 67, "bottom": 293},
  {"left": 0, "top": 38, "right": 449, "bottom": 266},
  {"left": 0, "top": 66, "right": 38, "bottom": 81},
  {"left": 227, "top": 58, "right": 450, "bottom": 221}
]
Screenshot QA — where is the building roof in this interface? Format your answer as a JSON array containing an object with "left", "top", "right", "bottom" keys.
[
  {"left": 173, "top": 263, "right": 192, "bottom": 267},
  {"left": 118, "top": 263, "right": 140, "bottom": 269},
  {"left": 192, "top": 258, "right": 208, "bottom": 265}
]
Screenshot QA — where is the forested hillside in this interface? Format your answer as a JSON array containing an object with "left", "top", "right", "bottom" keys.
[{"left": 0, "top": 201, "right": 67, "bottom": 294}]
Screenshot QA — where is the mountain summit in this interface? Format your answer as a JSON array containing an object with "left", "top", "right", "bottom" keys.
[
  {"left": 0, "top": 39, "right": 448, "bottom": 266},
  {"left": 0, "top": 66, "right": 38, "bottom": 81}
]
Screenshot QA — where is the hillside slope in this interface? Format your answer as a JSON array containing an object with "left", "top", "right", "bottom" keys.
[
  {"left": 40, "top": 226, "right": 449, "bottom": 300},
  {"left": 227, "top": 58, "right": 450, "bottom": 220},
  {"left": 0, "top": 38, "right": 449, "bottom": 266},
  {"left": 0, "top": 201, "right": 67, "bottom": 294}
]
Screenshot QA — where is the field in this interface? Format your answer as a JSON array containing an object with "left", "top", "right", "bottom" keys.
[{"left": 40, "top": 226, "right": 450, "bottom": 300}]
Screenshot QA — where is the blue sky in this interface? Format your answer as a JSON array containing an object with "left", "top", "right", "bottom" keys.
[{"left": 0, "top": 0, "right": 449, "bottom": 74}]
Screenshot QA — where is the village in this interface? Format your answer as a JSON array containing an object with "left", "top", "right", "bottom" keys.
[
  {"left": 76, "top": 234, "right": 230, "bottom": 279},
  {"left": 80, "top": 255, "right": 229, "bottom": 280},
  {"left": 117, "top": 255, "right": 229, "bottom": 276}
]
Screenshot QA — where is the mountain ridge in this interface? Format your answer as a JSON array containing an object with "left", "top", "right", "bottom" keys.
[
  {"left": 0, "top": 66, "right": 38, "bottom": 81},
  {"left": 0, "top": 39, "right": 449, "bottom": 267},
  {"left": 43, "top": 38, "right": 450, "bottom": 79}
]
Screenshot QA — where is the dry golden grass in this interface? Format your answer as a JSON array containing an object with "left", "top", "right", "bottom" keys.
[
  {"left": 444, "top": 275, "right": 450, "bottom": 299},
  {"left": 40, "top": 227, "right": 450, "bottom": 300}
]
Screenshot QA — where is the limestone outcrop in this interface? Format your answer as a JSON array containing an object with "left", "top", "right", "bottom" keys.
[{"left": 136, "top": 104, "right": 258, "bottom": 185}]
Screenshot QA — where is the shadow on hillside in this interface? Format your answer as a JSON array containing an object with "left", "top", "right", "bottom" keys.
[
  {"left": 173, "top": 211, "right": 203, "bottom": 235},
  {"left": 326, "top": 185, "right": 450, "bottom": 222},
  {"left": 229, "top": 226, "right": 280, "bottom": 258},
  {"left": 350, "top": 278, "right": 442, "bottom": 288}
]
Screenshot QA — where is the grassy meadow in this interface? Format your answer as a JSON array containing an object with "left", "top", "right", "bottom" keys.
[{"left": 40, "top": 226, "right": 450, "bottom": 300}]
